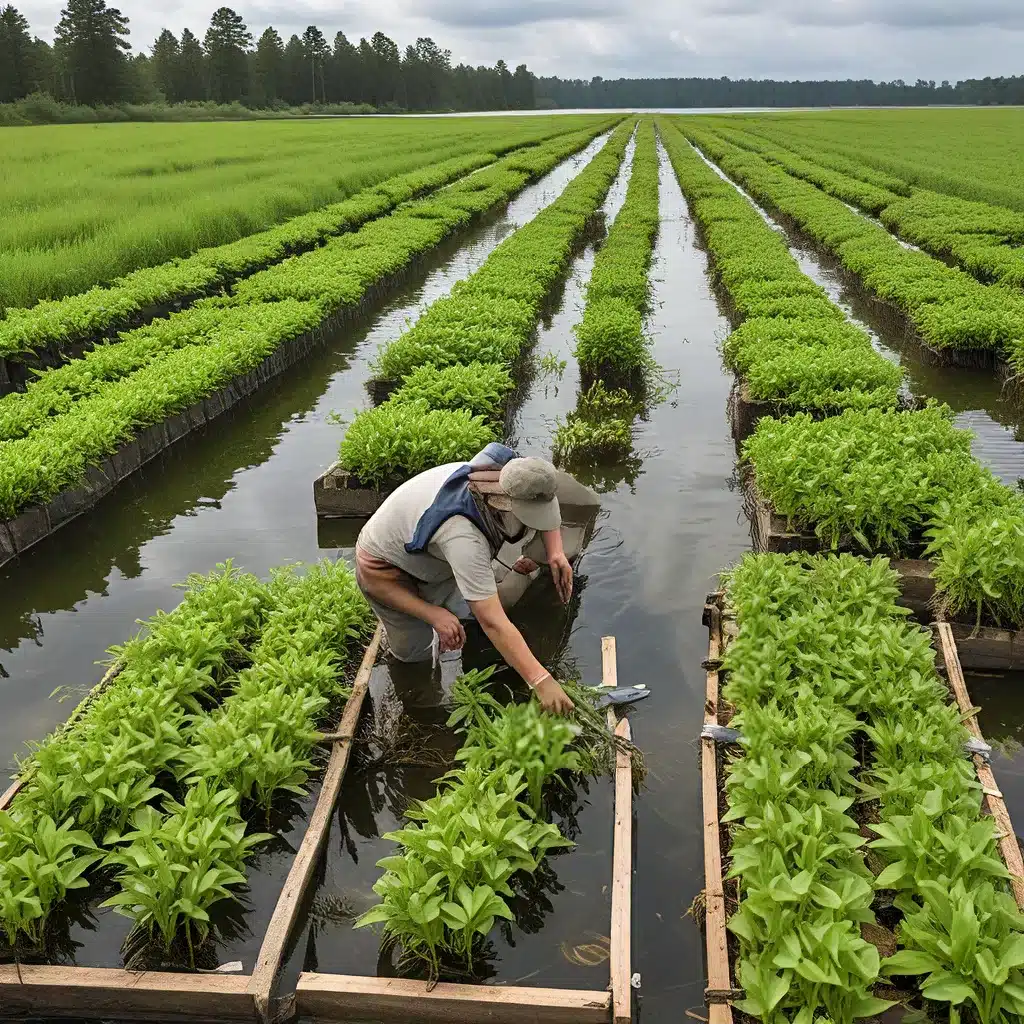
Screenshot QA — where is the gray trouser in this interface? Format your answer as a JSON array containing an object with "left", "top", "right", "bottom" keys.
[{"left": 359, "top": 576, "right": 470, "bottom": 664}]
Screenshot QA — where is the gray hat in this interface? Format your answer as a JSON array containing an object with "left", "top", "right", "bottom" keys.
[{"left": 470, "top": 457, "right": 561, "bottom": 532}]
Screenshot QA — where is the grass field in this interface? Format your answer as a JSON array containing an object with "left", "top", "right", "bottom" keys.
[
  {"left": 0, "top": 115, "right": 607, "bottom": 309},
  {"left": 712, "top": 107, "right": 1024, "bottom": 210}
]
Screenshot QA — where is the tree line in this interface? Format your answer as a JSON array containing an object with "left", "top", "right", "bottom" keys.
[
  {"left": 0, "top": 0, "right": 537, "bottom": 110},
  {"left": 2, "top": 0, "right": 1024, "bottom": 114},
  {"left": 537, "top": 75, "right": 1024, "bottom": 108}
]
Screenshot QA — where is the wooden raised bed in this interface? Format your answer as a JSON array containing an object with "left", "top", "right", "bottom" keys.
[
  {"left": 0, "top": 627, "right": 384, "bottom": 1023},
  {"left": 699, "top": 596, "right": 1024, "bottom": 1021},
  {"left": 293, "top": 634, "right": 635, "bottom": 1024},
  {"left": 314, "top": 464, "right": 403, "bottom": 518},
  {"left": 743, "top": 476, "right": 1024, "bottom": 671}
]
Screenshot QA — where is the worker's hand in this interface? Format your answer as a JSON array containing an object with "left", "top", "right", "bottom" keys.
[
  {"left": 512, "top": 557, "right": 539, "bottom": 575},
  {"left": 548, "top": 553, "right": 573, "bottom": 605},
  {"left": 429, "top": 608, "right": 466, "bottom": 653},
  {"left": 532, "top": 674, "right": 575, "bottom": 716}
]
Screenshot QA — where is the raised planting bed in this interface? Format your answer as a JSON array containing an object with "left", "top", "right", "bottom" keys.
[
  {"left": 0, "top": 626, "right": 383, "bottom": 1023},
  {"left": 291, "top": 635, "right": 635, "bottom": 1024},
  {"left": 742, "top": 476, "right": 1024, "bottom": 670},
  {"left": 699, "top": 587, "right": 1024, "bottom": 1022}
]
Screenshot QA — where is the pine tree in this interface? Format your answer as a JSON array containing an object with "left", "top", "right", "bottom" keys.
[
  {"left": 301, "top": 25, "right": 327, "bottom": 103},
  {"left": 203, "top": 6, "right": 250, "bottom": 103},
  {"left": 177, "top": 27, "right": 205, "bottom": 101},
  {"left": 54, "top": 0, "right": 130, "bottom": 104},
  {"left": 0, "top": 5, "right": 36, "bottom": 101},
  {"left": 281, "top": 34, "right": 305, "bottom": 106},
  {"left": 370, "top": 30, "right": 400, "bottom": 107},
  {"left": 251, "top": 26, "right": 283, "bottom": 106},
  {"left": 149, "top": 28, "right": 179, "bottom": 101},
  {"left": 328, "top": 31, "right": 357, "bottom": 103}
]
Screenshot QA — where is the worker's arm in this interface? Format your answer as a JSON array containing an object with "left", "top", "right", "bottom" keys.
[
  {"left": 468, "top": 595, "right": 574, "bottom": 714},
  {"left": 541, "top": 529, "right": 573, "bottom": 604},
  {"left": 358, "top": 572, "right": 465, "bottom": 652}
]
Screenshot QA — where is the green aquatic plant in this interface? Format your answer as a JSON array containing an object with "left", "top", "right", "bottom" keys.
[{"left": 338, "top": 400, "right": 497, "bottom": 488}]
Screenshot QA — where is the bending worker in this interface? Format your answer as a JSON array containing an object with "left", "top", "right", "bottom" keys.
[{"left": 354, "top": 442, "right": 575, "bottom": 715}]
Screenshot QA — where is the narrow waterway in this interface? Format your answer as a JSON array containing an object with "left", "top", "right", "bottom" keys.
[{"left": 691, "top": 139, "right": 1024, "bottom": 484}]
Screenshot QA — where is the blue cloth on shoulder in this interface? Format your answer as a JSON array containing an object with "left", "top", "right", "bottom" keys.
[{"left": 405, "top": 443, "right": 518, "bottom": 554}]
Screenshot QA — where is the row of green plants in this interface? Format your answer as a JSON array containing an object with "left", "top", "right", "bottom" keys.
[
  {"left": 354, "top": 666, "right": 579, "bottom": 976},
  {"left": 744, "top": 405, "right": 1024, "bottom": 629},
  {"left": 0, "top": 559, "right": 372, "bottom": 962},
  {"left": 573, "top": 119, "right": 660, "bottom": 379},
  {"left": 0, "top": 125, "right": 618, "bottom": 522},
  {"left": 334, "top": 121, "right": 634, "bottom": 487},
  {"left": 0, "top": 150, "right": 498, "bottom": 359},
  {"left": 657, "top": 121, "right": 904, "bottom": 415},
  {"left": 552, "top": 121, "right": 659, "bottom": 488},
  {"left": 679, "top": 122, "right": 1024, "bottom": 362},
  {"left": 711, "top": 120, "right": 1024, "bottom": 291},
  {"left": 720, "top": 552, "right": 1024, "bottom": 1022}
]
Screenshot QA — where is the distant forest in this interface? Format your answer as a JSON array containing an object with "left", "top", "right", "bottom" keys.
[{"left": 2, "top": 0, "right": 1024, "bottom": 115}]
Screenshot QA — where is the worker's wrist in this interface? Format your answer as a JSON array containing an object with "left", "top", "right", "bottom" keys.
[{"left": 526, "top": 670, "right": 553, "bottom": 691}]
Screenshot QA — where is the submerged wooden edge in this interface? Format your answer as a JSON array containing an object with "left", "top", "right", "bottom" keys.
[
  {"left": 702, "top": 601, "right": 734, "bottom": 1023},
  {"left": 295, "top": 974, "right": 612, "bottom": 1024},
  {"left": 602, "top": 636, "right": 633, "bottom": 1024},
  {"left": 248, "top": 625, "right": 384, "bottom": 1019},
  {"left": 936, "top": 622, "right": 1024, "bottom": 909},
  {"left": 0, "top": 658, "right": 123, "bottom": 812},
  {"left": 0, "top": 965, "right": 254, "bottom": 1020}
]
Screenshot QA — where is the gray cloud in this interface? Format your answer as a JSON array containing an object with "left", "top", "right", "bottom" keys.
[
  {"left": 417, "top": 0, "right": 621, "bottom": 29},
  {"left": 17, "top": 0, "right": 1024, "bottom": 82},
  {"left": 702, "top": 0, "right": 1024, "bottom": 29}
]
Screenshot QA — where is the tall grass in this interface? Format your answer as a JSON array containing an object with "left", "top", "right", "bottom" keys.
[{"left": 0, "top": 115, "right": 607, "bottom": 309}]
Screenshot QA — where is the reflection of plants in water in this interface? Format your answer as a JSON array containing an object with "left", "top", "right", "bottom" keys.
[
  {"left": 559, "top": 449, "right": 647, "bottom": 496},
  {"left": 501, "top": 858, "right": 564, "bottom": 941},
  {"left": 990, "top": 735, "right": 1024, "bottom": 760}
]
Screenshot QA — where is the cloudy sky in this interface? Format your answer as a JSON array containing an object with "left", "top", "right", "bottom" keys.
[{"left": 18, "top": 0, "right": 1024, "bottom": 82}]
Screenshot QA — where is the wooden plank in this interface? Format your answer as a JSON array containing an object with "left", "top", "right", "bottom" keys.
[
  {"left": 295, "top": 974, "right": 611, "bottom": 1024},
  {"left": 611, "top": 714, "right": 633, "bottom": 1024},
  {"left": 248, "top": 626, "right": 383, "bottom": 1020},
  {"left": 0, "top": 965, "right": 255, "bottom": 1021},
  {"left": 936, "top": 622, "right": 1024, "bottom": 910},
  {"left": 702, "top": 602, "right": 733, "bottom": 1023},
  {"left": 1, "top": 660, "right": 123, "bottom": 812},
  {"left": 601, "top": 635, "right": 632, "bottom": 1024}
]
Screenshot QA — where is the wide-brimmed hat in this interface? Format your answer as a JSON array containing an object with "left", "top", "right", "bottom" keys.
[{"left": 468, "top": 457, "right": 561, "bottom": 533}]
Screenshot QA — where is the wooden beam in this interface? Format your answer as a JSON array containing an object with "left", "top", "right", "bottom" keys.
[
  {"left": 702, "top": 602, "right": 733, "bottom": 1024},
  {"left": 248, "top": 626, "right": 383, "bottom": 1020},
  {"left": 0, "top": 965, "right": 255, "bottom": 1021},
  {"left": 936, "top": 622, "right": 1024, "bottom": 909},
  {"left": 295, "top": 974, "right": 611, "bottom": 1024},
  {"left": 601, "top": 635, "right": 632, "bottom": 1024}
]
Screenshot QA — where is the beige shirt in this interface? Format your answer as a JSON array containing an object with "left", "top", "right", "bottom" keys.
[{"left": 356, "top": 463, "right": 498, "bottom": 603}]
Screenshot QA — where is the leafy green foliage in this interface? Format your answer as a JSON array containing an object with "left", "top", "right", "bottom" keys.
[
  {"left": 355, "top": 667, "right": 580, "bottom": 975},
  {"left": 0, "top": 558, "right": 371, "bottom": 958},
  {"left": 388, "top": 362, "right": 514, "bottom": 421},
  {"left": 721, "top": 553, "right": 1024, "bottom": 1022},
  {"left": 337, "top": 401, "right": 497, "bottom": 488},
  {"left": 371, "top": 121, "right": 635, "bottom": 384},
  {"left": 574, "top": 121, "right": 659, "bottom": 376},
  {"left": 0, "top": 126, "right": 615, "bottom": 522},
  {"left": 553, "top": 382, "right": 637, "bottom": 463},
  {"left": 679, "top": 122, "right": 1024, "bottom": 360},
  {"left": 102, "top": 782, "right": 270, "bottom": 963},
  {"left": 744, "top": 406, "right": 1024, "bottom": 626},
  {"left": 658, "top": 121, "right": 903, "bottom": 414}
]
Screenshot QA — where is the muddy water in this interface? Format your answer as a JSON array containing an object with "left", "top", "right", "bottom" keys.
[{"left": 693, "top": 141, "right": 1024, "bottom": 484}]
